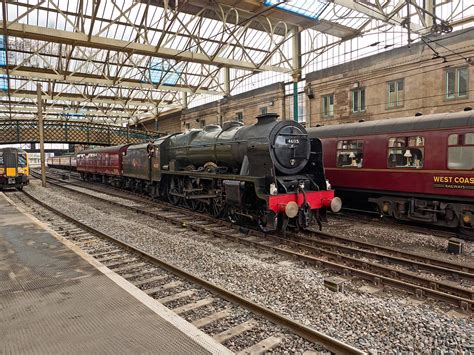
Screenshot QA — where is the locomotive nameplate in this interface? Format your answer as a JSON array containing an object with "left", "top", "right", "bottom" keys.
[{"left": 433, "top": 176, "right": 474, "bottom": 190}]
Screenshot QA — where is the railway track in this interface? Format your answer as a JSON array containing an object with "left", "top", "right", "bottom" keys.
[
  {"left": 9, "top": 189, "right": 362, "bottom": 355},
  {"left": 329, "top": 208, "right": 460, "bottom": 240},
  {"left": 32, "top": 169, "right": 474, "bottom": 312}
]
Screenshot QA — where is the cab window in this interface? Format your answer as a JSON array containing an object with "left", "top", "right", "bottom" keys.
[
  {"left": 448, "top": 133, "right": 474, "bottom": 170},
  {"left": 336, "top": 140, "right": 363, "bottom": 168},
  {"left": 18, "top": 153, "right": 27, "bottom": 167},
  {"left": 388, "top": 136, "right": 424, "bottom": 168}
]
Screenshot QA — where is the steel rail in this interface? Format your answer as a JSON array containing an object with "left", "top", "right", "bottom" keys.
[
  {"left": 19, "top": 188, "right": 363, "bottom": 355},
  {"left": 299, "top": 229, "right": 473, "bottom": 274},
  {"left": 283, "top": 232, "right": 474, "bottom": 279},
  {"left": 30, "top": 172, "right": 474, "bottom": 311}
]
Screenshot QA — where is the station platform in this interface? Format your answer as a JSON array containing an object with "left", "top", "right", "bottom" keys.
[{"left": 0, "top": 193, "right": 231, "bottom": 354}]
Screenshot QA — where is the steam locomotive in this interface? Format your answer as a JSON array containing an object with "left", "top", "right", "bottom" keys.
[{"left": 77, "top": 113, "right": 341, "bottom": 232}]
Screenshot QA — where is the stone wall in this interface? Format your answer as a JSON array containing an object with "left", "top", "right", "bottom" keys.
[
  {"left": 305, "top": 28, "right": 474, "bottom": 126},
  {"left": 134, "top": 28, "right": 474, "bottom": 133},
  {"left": 181, "top": 82, "right": 286, "bottom": 129}
]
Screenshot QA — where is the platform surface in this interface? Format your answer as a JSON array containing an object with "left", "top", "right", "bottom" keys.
[{"left": 0, "top": 193, "right": 225, "bottom": 354}]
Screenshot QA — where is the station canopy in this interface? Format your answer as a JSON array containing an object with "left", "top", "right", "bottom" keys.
[{"left": 0, "top": 0, "right": 472, "bottom": 127}]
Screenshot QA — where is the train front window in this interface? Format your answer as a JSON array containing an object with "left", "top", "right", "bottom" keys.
[
  {"left": 448, "top": 133, "right": 474, "bottom": 170},
  {"left": 388, "top": 136, "right": 424, "bottom": 168},
  {"left": 18, "top": 153, "right": 27, "bottom": 167},
  {"left": 336, "top": 140, "right": 363, "bottom": 168}
]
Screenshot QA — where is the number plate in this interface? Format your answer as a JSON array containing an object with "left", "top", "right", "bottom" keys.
[{"left": 8, "top": 178, "right": 15, "bottom": 184}]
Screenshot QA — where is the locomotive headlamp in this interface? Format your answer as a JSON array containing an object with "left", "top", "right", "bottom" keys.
[
  {"left": 285, "top": 201, "right": 299, "bottom": 218},
  {"left": 463, "top": 213, "right": 472, "bottom": 224}
]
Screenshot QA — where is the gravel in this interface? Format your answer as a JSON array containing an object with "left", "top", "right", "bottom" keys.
[
  {"left": 19, "top": 182, "right": 474, "bottom": 353},
  {"left": 324, "top": 215, "right": 474, "bottom": 263}
]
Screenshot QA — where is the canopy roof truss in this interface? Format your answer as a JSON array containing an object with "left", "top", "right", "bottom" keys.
[{"left": 0, "top": 0, "right": 471, "bottom": 126}]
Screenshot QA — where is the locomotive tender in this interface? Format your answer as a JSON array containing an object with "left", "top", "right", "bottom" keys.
[
  {"left": 309, "top": 110, "right": 474, "bottom": 236},
  {"left": 77, "top": 113, "right": 341, "bottom": 232}
]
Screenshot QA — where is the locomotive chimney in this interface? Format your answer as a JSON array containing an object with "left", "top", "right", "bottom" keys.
[{"left": 256, "top": 113, "right": 279, "bottom": 124}]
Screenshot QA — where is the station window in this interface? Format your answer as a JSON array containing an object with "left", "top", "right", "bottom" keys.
[
  {"left": 199, "top": 120, "right": 205, "bottom": 128},
  {"left": 446, "top": 67, "right": 468, "bottom": 99},
  {"left": 387, "top": 79, "right": 404, "bottom": 108},
  {"left": 387, "top": 136, "right": 424, "bottom": 168},
  {"left": 235, "top": 111, "right": 243, "bottom": 122},
  {"left": 336, "top": 140, "right": 363, "bottom": 168},
  {"left": 259, "top": 107, "right": 268, "bottom": 115},
  {"left": 352, "top": 89, "right": 365, "bottom": 113},
  {"left": 447, "top": 133, "right": 474, "bottom": 170},
  {"left": 185, "top": 122, "right": 190, "bottom": 130},
  {"left": 322, "top": 94, "right": 334, "bottom": 118}
]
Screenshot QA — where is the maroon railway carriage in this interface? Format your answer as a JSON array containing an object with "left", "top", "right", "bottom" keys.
[
  {"left": 308, "top": 110, "right": 474, "bottom": 235},
  {"left": 76, "top": 145, "right": 129, "bottom": 183},
  {"left": 47, "top": 155, "right": 77, "bottom": 171}
]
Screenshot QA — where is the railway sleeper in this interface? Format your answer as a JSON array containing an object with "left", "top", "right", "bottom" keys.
[
  {"left": 192, "top": 309, "right": 232, "bottom": 329},
  {"left": 213, "top": 319, "right": 258, "bottom": 344},
  {"left": 157, "top": 289, "right": 197, "bottom": 305},
  {"left": 237, "top": 335, "right": 284, "bottom": 355},
  {"left": 172, "top": 297, "right": 215, "bottom": 315}
]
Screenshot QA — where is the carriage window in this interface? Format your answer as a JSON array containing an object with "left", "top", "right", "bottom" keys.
[
  {"left": 448, "top": 134, "right": 459, "bottom": 145},
  {"left": 448, "top": 132, "right": 474, "bottom": 170},
  {"left": 18, "top": 153, "right": 27, "bottom": 167},
  {"left": 0, "top": 152, "right": 3, "bottom": 165},
  {"left": 336, "top": 140, "right": 364, "bottom": 168},
  {"left": 388, "top": 136, "right": 424, "bottom": 168},
  {"left": 465, "top": 133, "right": 474, "bottom": 144}
]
